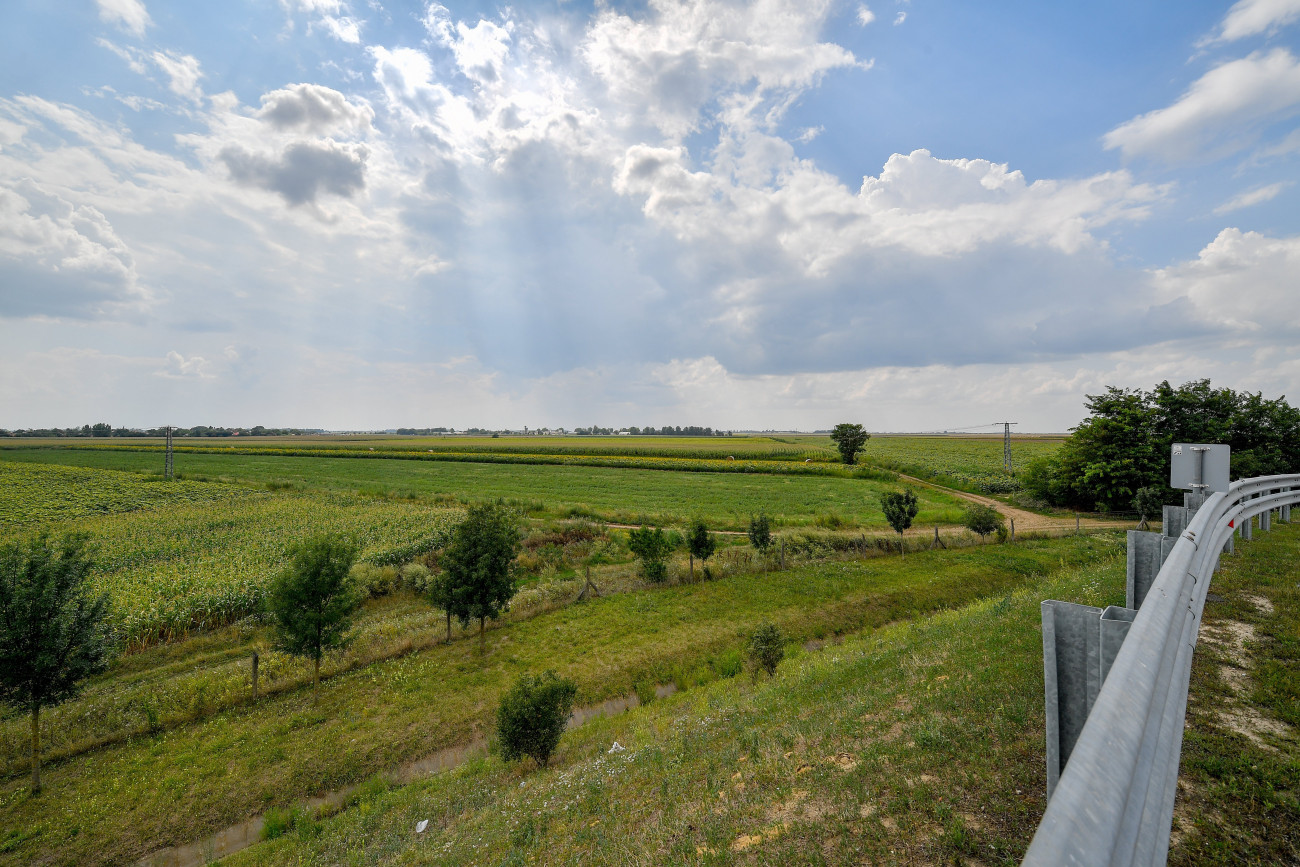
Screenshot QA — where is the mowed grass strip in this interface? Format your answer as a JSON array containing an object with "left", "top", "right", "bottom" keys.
[
  {"left": 1170, "top": 520, "right": 1300, "bottom": 865},
  {"left": 0, "top": 534, "right": 1117, "bottom": 866},
  {"left": 224, "top": 544, "right": 1128, "bottom": 866},
  {"left": 0, "top": 451, "right": 965, "bottom": 530}
]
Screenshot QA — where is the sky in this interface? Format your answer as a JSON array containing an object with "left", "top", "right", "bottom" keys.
[{"left": 1, "top": 0, "right": 1299, "bottom": 432}]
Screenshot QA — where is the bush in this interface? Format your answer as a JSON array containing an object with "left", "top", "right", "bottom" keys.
[
  {"left": 963, "top": 504, "right": 1004, "bottom": 542},
  {"left": 748, "top": 623, "right": 784, "bottom": 677},
  {"left": 497, "top": 671, "right": 577, "bottom": 768},
  {"left": 399, "top": 562, "right": 432, "bottom": 593},
  {"left": 627, "top": 526, "right": 674, "bottom": 584},
  {"left": 348, "top": 563, "right": 399, "bottom": 597}
]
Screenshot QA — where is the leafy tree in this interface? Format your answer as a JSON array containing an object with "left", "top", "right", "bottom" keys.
[
  {"left": 963, "top": 504, "right": 1004, "bottom": 543},
  {"left": 1022, "top": 380, "right": 1300, "bottom": 511},
  {"left": 748, "top": 623, "right": 784, "bottom": 678},
  {"left": 267, "top": 536, "right": 363, "bottom": 702},
  {"left": 442, "top": 503, "right": 522, "bottom": 650},
  {"left": 748, "top": 513, "right": 773, "bottom": 573},
  {"left": 627, "top": 526, "right": 673, "bottom": 584},
  {"left": 425, "top": 568, "right": 456, "bottom": 643},
  {"left": 497, "top": 670, "right": 577, "bottom": 768},
  {"left": 1132, "top": 487, "right": 1164, "bottom": 531},
  {"left": 0, "top": 534, "right": 112, "bottom": 793},
  {"left": 829, "top": 423, "right": 870, "bottom": 466},
  {"left": 880, "top": 489, "right": 919, "bottom": 556},
  {"left": 686, "top": 519, "right": 716, "bottom": 581}
]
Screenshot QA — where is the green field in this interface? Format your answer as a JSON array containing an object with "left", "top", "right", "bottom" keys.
[
  {"left": 0, "top": 528, "right": 1118, "bottom": 866},
  {"left": 0, "top": 448, "right": 968, "bottom": 530},
  {"left": 0, "top": 463, "right": 460, "bottom": 648},
  {"left": 861, "top": 435, "right": 1064, "bottom": 494}
]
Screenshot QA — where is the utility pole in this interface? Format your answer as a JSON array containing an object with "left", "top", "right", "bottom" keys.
[
  {"left": 165, "top": 425, "right": 174, "bottom": 480},
  {"left": 995, "top": 421, "right": 1018, "bottom": 473}
]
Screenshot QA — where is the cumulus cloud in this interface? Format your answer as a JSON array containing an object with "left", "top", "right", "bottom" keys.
[
  {"left": 219, "top": 141, "right": 367, "bottom": 206},
  {"left": 0, "top": 180, "right": 145, "bottom": 319},
  {"left": 857, "top": 5, "right": 876, "bottom": 26},
  {"left": 1104, "top": 48, "right": 1300, "bottom": 162},
  {"left": 281, "top": 0, "right": 364, "bottom": 43},
  {"left": 151, "top": 51, "right": 204, "bottom": 103},
  {"left": 256, "top": 83, "right": 373, "bottom": 135},
  {"left": 1154, "top": 228, "right": 1300, "bottom": 332},
  {"left": 95, "top": 0, "right": 152, "bottom": 38},
  {"left": 1214, "top": 181, "right": 1289, "bottom": 213},
  {"left": 1203, "top": 0, "right": 1300, "bottom": 45},
  {"left": 160, "top": 350, "right": 215, "bottom": 379}
]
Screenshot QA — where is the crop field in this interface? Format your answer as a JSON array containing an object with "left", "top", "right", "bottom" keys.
[
  {"left": 0, "top": 463, "right": 460, "bottom": 648},
  {"left": 0, "top": 449, "right": 968, "bottom": 530},
  {"left": 861, "top": 435, "right": 1064, "bottom": 494},
  {"left": 0, "top": 528, "right": 1120, "bottom": 866}
]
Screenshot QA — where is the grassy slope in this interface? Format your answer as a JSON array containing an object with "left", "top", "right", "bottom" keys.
[
  {"left": 0, "top": 535, "right": 1116, "bottom": 866},
  {"left": 225, "top": 544, "right": 1129, "bottom": 866},
  {"left": 1170, "top": 520, "right": 1300, "bottom": 864},
  {"left": 0, "top": 450, "right": 965, "bottom": 530}
]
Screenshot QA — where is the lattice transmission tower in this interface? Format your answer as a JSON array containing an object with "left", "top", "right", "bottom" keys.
[
  {"left": 164, "top": 425, "right": 174, "bottom": 479},
  {"left": 996, "top": 421, "right": 1018, "bottom": 473}
]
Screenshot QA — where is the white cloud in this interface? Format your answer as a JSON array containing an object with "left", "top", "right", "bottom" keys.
[
  {"left": 95, "top": 0, "right": 152, "bottom": 39},
  {"left": 256, "top": 83, "right": 374, "bottom": 135},
  {"left": 894, "top": 11, "right": 907, "bottom": 25},
  {"left": 151, "top": 51, "right": 204, "bottom": 103},
  {"left": 857, "top": 5, "right": 876, "bottom": 26},
  {"left": 160, "top": 350, "right": 215, "bottom": 379},
  {"left": 1154, "top": 228, "right": 1300, "bottom": 333},
  {"left": 1104, "top": 48, "right": 1300, "bottom": 162},
  {"left": 1213, "top": 181, "right": 1289, "bottom": 213},
  {"left": 321, "top": 16, "right": 362, "bottom": 43},
  {"left": 1204, "top": 0, "right": 1300, "bottom": 44}
]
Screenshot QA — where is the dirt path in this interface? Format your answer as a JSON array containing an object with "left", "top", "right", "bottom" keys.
[{"left": 894, "top": 474, "right": 1128, "bottom": 534}]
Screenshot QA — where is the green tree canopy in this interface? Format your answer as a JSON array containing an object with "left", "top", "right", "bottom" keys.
[
  {"left": 880, "top": 489, "right": 919, "bottom": 555},
  {"left": 1021, "top": 380, "right": 1300, "bottom": 511},
  {"left": 0, "top": 533, "right": 112, "bottom": 793},
  {"left": 442, "top": 502, "right": 522, "bottom": 649},
  {"left": 963, "top": 504, "right": 1004, "bottom": 543},
  {"left": 627, "top": 526, "right": 674, "bottom": 584},
  {"left": 685, "top": 519, "right": 716, "bottom": 581},
  {"left": 496, "top": 670, "right": 577, "bottom": 768},
  {"left": 267, "top": 535, "right": 362, "bottom": 702},
  {"left": 829, "top": 423, "right": 871, "bottom": 466}
]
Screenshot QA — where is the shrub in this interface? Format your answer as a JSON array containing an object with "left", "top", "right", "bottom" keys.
[
  {"left": 963, "top": 504, "right": 1004, "bottom": 543},
  {"left": 399, "top": 562, "right": 432, "bottom": 593},
  {"left": 685, "top": 518, "right": 716, "bottom": 581},
  {"left": 715, "top": 648, "right": 744, "bottom": 679},
  {"left": 627, "top": 526, "right": 674, "bottom": 584},
  {"left": 748, "top": 623, "right": 785, "bottom": 678},
  {"left": 497, "top": 670, "right": 577, "bottom": 768}
]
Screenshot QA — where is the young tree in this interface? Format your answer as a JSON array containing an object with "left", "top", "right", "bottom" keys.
[
  {"left": 963, "top": 504, "right": 1005, "bottom": 544},
  {"left": 0, "top": 533, "right": 113, "bottom": 794},
  {"left": 829, "top": 423, "right": 870, "bottom": 466},
  {"left": 442, "top": 503, "right": 522, "bottom": 651},
  {"left": 267, "top": 536, "right": 363, "bottom": 703},
  {"left": 1132, "top": 487, "right": 1163, "bottom": 531},
  {"left": 748, "top": 623, "right": 784, "bottom": 678},
  {"left": 748, "top": 513, "right": 773, "bottom": 573},
  {"left": 425, "top": 569, "right": 456, "bottom": 643},
  {"left": 497, "top": 670, "right": 577, "bottom": 768},
  {"left": 880, "top": 489, "right": 919, "bottom": 556},
  {"left": 686, "top": 518, "right": 717, "bottom": 581},
  {"left": 627, "top": 526, "right": 673, "bottom": 584}
]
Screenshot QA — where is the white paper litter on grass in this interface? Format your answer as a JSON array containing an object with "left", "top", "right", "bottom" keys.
[
  {"left": 416, "top": 819, "right": 429, "bottom": 833},
  {"left": 608, "top": 742, "right": 625, "bottom": 753}
]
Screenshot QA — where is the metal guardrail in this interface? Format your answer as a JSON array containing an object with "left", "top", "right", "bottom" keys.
[{"left": 1023, "top": 474, "right": 1300, "bottom": 866}]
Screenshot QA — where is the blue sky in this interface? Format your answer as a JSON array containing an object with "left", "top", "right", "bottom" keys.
[{"left": 2, "top": 0, "right": 1299, "bottom": 431}]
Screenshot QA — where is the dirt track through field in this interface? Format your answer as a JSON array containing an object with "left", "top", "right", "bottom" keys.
[{"left": 893, "top": 474, "right": 1128, "bottom": 535}]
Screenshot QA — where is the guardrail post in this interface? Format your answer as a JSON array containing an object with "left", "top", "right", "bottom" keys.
[
  {"left": 1100, "top": 605, "right": 1137, "bottom": 683},
  {"left": 1261, "top": 507, "right": 1272, "bottom": 532},
  {"left": 1242, "top": 512, "right": 1253, "bottom": 540},
  {"left": 1127, "top": 531, "right": 1165, "bottom": 610},
  {"left": 1042, "top": 600, "right": 1102, "bottom": 798},
  {"left": 1162, "top": 505, "right": 1188, "bottom": 539}
]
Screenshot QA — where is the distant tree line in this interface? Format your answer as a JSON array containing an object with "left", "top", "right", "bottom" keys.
[
  {"left": 1022, "top": 379, "right": 1300, "bottom": 512},
  {"left": 0, "top": 424, "right": 311, "bottom": 438},
  {"left": 625, "top": 426, "right": 730, "bottom": 436}
]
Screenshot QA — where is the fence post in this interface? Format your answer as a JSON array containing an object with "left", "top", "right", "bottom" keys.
[{"left": 251, "top": 652, "right": 259, "bottom": 701}]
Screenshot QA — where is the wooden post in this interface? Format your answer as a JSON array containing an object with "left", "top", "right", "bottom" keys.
[
  {"left": 1075, "top": 514, "right": 1080, "bottom": 535},
  {"left": 251, "top": 652, "right": 259, "bottom": 701},
  {"left": 1010, "top": 517, "right": 1015, "bottom": 543}
]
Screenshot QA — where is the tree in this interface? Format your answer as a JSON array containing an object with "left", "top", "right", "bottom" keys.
[
  {"left": 1021, "top": 380, "right": 1300, "bottom": 511},
  {"left": 829, "top": 423, "right": 870, "bottom": 466},
  {"left": 267, "top": 536, "right": 363, "bottom": 702},
  {"left": 686, "top": 519, "right": 716, "bottom": 581},
  {"left": 627, "top": 526, "right": 673, "bottom": 584},
  {"left": 0, "top": 533, "right": 112, "bottom": 794},
  {"left": 748, "top": 623, "right": 784, "bottom": 678},
  {"left": 497, "top": 670, "right": 577, "bottom": 768},
  {"left": 963, "top": 504, "right": 1004, "bottom": 543},
  {"left": 748, "top": 513, "right": 772, "bottom": 573},
  {"left": 1132, "top": 487, "right": 1164, "bottom": 531},
  {"left": 442, "top": 503, "right": 522, "bottom": 651},
  {"left": 425, "top": 568, "right": 456, "bottom": 643},
  {"left": 880, "top": 489, "right": 919, "bottom": 556}
]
